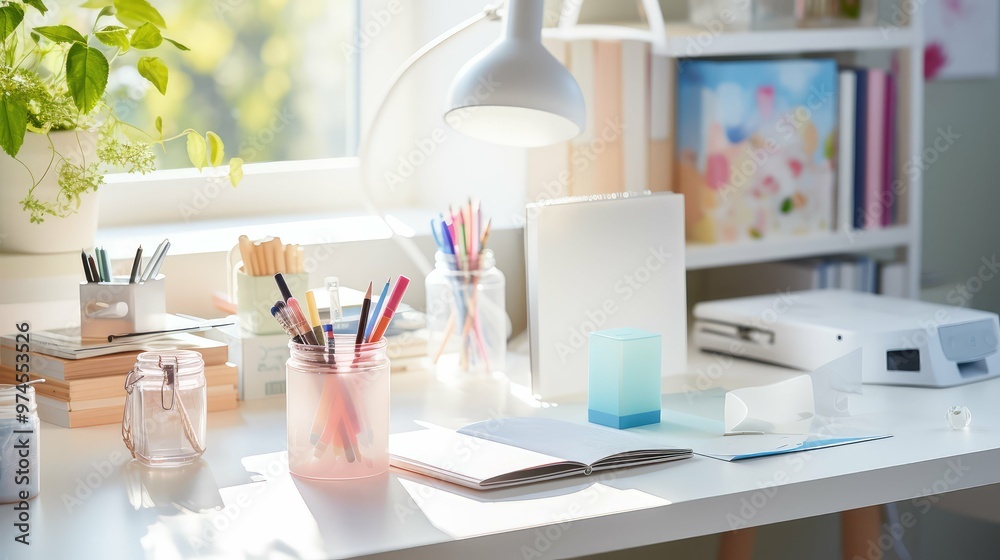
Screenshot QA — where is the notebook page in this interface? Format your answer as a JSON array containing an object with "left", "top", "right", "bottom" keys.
[
  {"left": 458, "top": 417, "right": 680, "bottom": 466},
  {"left": 389, "top": 428, "right": 569, "bottom": 484}
]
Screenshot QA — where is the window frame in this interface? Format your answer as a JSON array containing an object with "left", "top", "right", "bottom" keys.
[{"left": 99, "top": 0, "right": 366, "bottom": 229}]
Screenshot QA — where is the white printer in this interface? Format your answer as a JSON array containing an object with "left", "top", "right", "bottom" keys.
[{"left": 693, "top": 290, "right": 1000, "bottom": 387}]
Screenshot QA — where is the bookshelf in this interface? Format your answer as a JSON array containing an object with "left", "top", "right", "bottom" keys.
[
  {"left": 546, "top": 23, "right": 917, "bottom": 59},
  {"left": 545, "top": 1, "right": 925, "bottom": 297},
  {"left": 686, "top": 225, "right": 914, "bottom": 270}
]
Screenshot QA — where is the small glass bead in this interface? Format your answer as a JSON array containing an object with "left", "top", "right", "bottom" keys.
[{"left": 946, "top": 405, "right": 972, "bottom": 430}]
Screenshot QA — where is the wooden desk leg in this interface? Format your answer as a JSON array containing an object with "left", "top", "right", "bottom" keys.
[
  {"left": 841, "top": 506, "right": 884, "bottom": 560},
  {"left": 718, "top": 528, "right": 756, "bottom": 560}
]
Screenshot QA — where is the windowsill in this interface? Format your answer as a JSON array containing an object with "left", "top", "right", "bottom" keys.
[
  {"left": 96, "top": 213, "right": 393, "bottom": 258},
  {"left": 98, "top": 157, "right": 366, "bottom": 228},
  {"left": 94, "top": 206, "right": 527, "bottom": 259}
]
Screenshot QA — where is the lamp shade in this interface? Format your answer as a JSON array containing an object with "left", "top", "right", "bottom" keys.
[{"left": 444, "top": 0, "right": 585, "bottom": 147}]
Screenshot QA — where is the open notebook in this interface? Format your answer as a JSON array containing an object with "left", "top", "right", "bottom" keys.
[{"left": 389, "top": 417, "right": 692, "bottom": 490}]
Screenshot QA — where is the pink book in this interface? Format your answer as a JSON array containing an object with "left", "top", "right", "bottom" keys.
[
  {"left": 882, "top": 73, "right": 896, "bottom": 227},
  {"left": 864, "top": 69, "right": 886, "bottom": 230}
]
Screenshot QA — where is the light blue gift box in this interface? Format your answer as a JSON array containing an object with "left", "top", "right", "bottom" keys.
[{"left": 588, "top": 328, "right": 662, "bottom": 429}]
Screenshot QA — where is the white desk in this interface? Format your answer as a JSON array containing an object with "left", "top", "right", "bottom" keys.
[{"left": 4, "top": 350, "right": 1000, "bottom": 559}]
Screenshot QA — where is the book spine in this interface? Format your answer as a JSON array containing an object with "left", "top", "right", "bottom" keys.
[
  {"left": 864, "top": 68, "right": 886, "bottom": 230},
  {"left": 883, "top": 72, "right": 897, "bottom": 227},
  {"left": 568, "top": 40, "right": 596, "bottom": 196},
  {"left": 852, "top": 69, "right": 868, "bottom": 230},
  {"left": 592, "top": 40, "right": 624, "bottom": 195},
  {"left": 621, "top": 40, "right": 650, "bottom": 193},
  {"left": 648, "top": 54, "right": 674, "bottom": 192},
  {"left": 837, "top": 70, "right": 857, "bottom": 233}
]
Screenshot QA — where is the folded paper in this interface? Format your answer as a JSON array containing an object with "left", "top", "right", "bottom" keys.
[{"left": 724, "top": 348, "right": 863, "bottom": 435}]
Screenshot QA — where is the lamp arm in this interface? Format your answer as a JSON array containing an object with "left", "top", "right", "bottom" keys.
[
  {"left": 357, "top": 4, "right": 503, "bottom": 174},
  {"left": 353, "top": 4, "right": 503, "bottom": 280}
]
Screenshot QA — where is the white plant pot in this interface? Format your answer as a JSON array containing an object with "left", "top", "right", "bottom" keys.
[{"left": 0, "top": 130, "right": 100, "bottom": 254}]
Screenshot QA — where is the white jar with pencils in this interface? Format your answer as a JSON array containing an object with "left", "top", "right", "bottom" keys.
[
  {"left": 285, "top": 337, "right": 390, "bottom": 480},
  {"left": 425, "top": 249, "right": 506, "bottom": 377}
]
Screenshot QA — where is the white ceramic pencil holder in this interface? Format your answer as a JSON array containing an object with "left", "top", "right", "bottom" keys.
[{"left": 80, "top": 276, "right": 167, "bottom": 340}]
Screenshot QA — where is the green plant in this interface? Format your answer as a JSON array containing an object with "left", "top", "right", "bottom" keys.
[{"left": 0, "top": 0, "right": 243, "bottom": 223}]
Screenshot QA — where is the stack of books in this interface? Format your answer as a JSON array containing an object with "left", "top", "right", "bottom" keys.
[{"left": 0, "top": 331, "right": 237, "bottom": 428}]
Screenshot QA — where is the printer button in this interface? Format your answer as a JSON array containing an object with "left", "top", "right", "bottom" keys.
[{"left": 971, "top": 336, "right": 977, "bottom": 348}]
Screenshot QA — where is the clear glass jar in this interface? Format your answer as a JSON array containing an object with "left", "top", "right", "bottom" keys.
[
  {"left": 286, "top": 336, "right": 390, "bottom": 480},
  {"left": 0, "top": 384, "right": 39, "bottom": 503},
  {"left": 123, "top": 350, "right": 207, "bottom": 467},
  {"left": 425, "top": 250, "right": 506, "bottom": 377},
  {"left": 688, "top": 0, "right": 753, "bottom": 31}
]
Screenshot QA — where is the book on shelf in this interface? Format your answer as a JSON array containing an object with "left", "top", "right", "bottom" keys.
[
  {"left": 864, "top": 68, "right": 886, "bottom": 230},
  {"left": 648, "top": 52, "right": 674, "bottom": 192},
  {"left": 836, "top": 69, "right": 857, "bottom": 232},
  {"left": 592, "top": 40, "right": 625, "bottom": 195},
  {"left": 0, "top": 333, "right": 229, "bottom": 381},
  {"left": 883, "top": 72, "right": 897, "bottom": 227},
  {"left": 878, "top": 261, "right": 908, "bottom": 298},
  {"left": 621, "top": 40, "right": 650, "bottom": 194},
  {"left": 567, "top": 39, "right": 597, "bottom": 195},
  {"left": 841, "top": 66, "right": 899, "bottom": 232},
  {"left": 390, "top": 417, "right": 692, "bottom": 490},
  {"left": 675, "top": 58, "right": 838, "bottom": 243},
  {"left": 852, "top": 67, "right": 868, "bottom": 230},
  {"left": 704, "top": 256, "right": 881, "bottom": 299}
]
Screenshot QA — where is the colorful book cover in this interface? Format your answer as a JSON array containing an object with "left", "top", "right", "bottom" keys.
[
  {"left": 675, "top": 59, "right": 838, "bottom": 243},
  {"left": 864, "top": 69, "right": 886, "bottom": 230},
  {"left": 852, "top": 69, "right": 868, "bottom": 230}
]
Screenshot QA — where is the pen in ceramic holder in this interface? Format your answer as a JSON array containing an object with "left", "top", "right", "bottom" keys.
[
  {"left": 80, "top": 275, "right": 167, "bottom": 340},
  {"left": 425, "top": 249, "right": 506, "bottom": 377},
  {"left": 285, "top": 336, "right": 390, "bottom": 480}
]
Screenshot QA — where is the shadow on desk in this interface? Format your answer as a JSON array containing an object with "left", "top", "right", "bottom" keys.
[{"left": 125, "top": 459, "right": 225, "bottom": 513}]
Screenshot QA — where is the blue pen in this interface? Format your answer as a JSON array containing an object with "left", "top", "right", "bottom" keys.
[
  {"left": 440, "top": 220, "right": 456, "bottom": 256},
  {"left": 431, "top": 217, "right": 444, "bottom": 250},
  {"left": 364, "top": 278, "right": 391, "bottom": 342}
]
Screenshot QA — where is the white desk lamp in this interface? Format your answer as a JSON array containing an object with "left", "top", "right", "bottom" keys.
[
  {"left": 359, "top": 0, "right": 585, "bottom": 172},
  {"left": 445, "top": 0, "right": 586, "bottom": 146}
]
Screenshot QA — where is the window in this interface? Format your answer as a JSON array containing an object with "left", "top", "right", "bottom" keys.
[
  {"left": 117, "top": 0, "right": 358, "bottom": 168},
  {"left": 99, "top": 0, "right": 529, "bottom": 230}
]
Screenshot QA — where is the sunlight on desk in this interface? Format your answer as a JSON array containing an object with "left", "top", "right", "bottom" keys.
[{"left": 396, "top": 478, "right": 670, "bottom": 540}]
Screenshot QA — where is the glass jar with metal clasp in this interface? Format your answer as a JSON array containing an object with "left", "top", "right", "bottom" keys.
[{"left": 122, "top": 350, "right": 207, "bottom": 467}]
